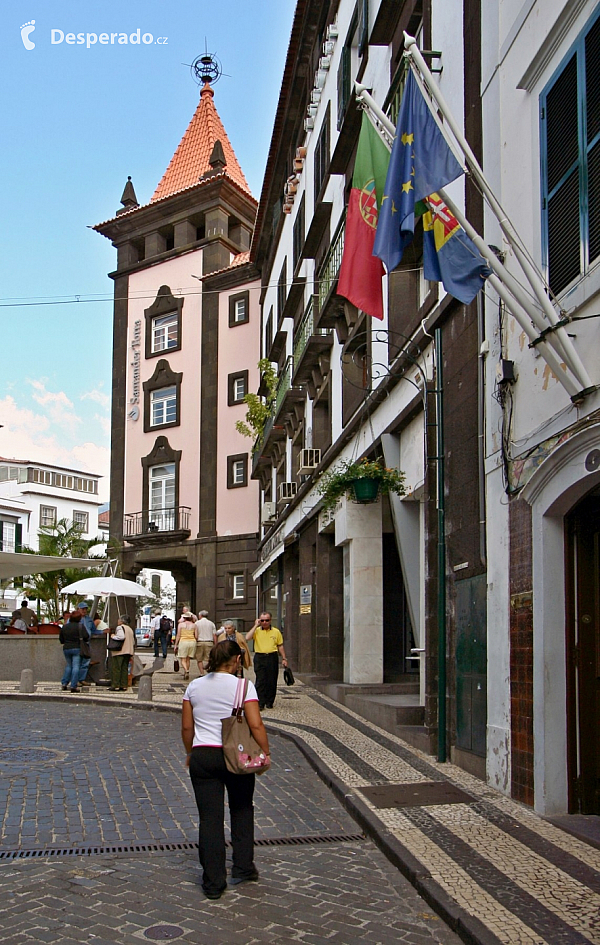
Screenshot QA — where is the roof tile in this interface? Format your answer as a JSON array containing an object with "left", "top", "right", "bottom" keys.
[{"left": 152, "top": 83, "right": 252, "bottom": 201}]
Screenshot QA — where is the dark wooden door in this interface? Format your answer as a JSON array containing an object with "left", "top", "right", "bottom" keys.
[{"left": 566, "top": 496, "right": 600, "bottom": 814}]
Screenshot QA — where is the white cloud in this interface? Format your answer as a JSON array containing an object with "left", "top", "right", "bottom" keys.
[
  {"left": 28, "top": 379, "right": 81, "bottom": 434},
  {"left": 0, "top": 395, "right": 110, "bottom": 503},
  {"left": 81, "top": 387, "right": 111, "bottom": 410}
]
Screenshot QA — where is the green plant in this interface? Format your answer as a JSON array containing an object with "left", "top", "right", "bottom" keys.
[
  {"left": 317, "top": 457, "right": 406, "bottom": 512},
  {"left": 235, "top": 358, "right": 277, "bottom": 445},
  {"left": 21, "top": 518, "right": 104, "bottom": 621}
]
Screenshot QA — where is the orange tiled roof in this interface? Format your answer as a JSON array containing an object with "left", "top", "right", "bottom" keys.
[{"left": 152, "top": 83, "right": 252, "bottom": 202}]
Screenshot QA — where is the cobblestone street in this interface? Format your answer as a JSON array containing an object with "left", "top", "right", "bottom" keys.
[{"left": 0, "top": 702, "right": 459, "bottom": 945}]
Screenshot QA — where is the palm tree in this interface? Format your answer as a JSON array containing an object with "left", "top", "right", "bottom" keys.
[{"left": 22, "top": 519, "right": 104, "bottom": 621}]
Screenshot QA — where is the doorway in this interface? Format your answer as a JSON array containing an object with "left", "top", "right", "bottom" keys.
[{"left": 565, "top": 494, "right": 600, "bottom": 814}]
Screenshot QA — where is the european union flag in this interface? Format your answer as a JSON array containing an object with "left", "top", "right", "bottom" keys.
[{"left": 373, "top": 69, "right": 464, "bottom": 273}]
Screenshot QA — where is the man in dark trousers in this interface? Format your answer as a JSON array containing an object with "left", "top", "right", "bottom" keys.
[{"left": 246, "top": 612, "right": 288, "bottom": 710}]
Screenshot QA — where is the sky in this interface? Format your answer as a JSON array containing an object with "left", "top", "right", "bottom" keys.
[{"left": 0, "top": 1, "right": 295, "bottom": 501}]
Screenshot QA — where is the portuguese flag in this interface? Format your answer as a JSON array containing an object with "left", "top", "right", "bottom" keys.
[{"left": 337, "top": 113, "right": 390, "bottom": 320}]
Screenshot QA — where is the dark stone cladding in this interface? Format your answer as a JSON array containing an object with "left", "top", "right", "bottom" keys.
[
  {"left": 509, "top": 497, "right": 534, "bottom": 806},
  {"left": 109, "top": 274, "right": 129, "bottom": 544},
  {"left": 202, "top": 261, "right": 260, "bottom": 294},
  {"left": 198, "top": 287, "right": 218, "bottom": 539},
  {"left": 120, "top": 532, "right": 258, "bottom": 631}
]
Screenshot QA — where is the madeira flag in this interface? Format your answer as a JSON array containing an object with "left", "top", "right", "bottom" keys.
[
  {"left": 337, "top": 113, "right": 390, "bottom": 320},
  {"left": 422, "top": 194, "right": 491, "bottom": 304}
]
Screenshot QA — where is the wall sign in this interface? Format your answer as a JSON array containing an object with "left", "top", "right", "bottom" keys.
[{"left": 128, "top": 319, "right": 142, "bottom": 421}]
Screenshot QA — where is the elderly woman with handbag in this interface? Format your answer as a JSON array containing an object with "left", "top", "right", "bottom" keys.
[
  {"left": 106, "top": 615, "right": 135, "bottom": 691},
  {"left": 216, "top": 620, "right": 252, "bottom": 676},
  {"left": 181, "top": 639, "right": 270, "bottom": 900}
]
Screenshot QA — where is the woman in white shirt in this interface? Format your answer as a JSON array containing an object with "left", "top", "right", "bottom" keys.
[{"left": 181, "top": 639, "right": 270, "bottom": 900}]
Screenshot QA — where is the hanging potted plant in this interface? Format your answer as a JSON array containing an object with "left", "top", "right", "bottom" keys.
[{"left": 317, "top": 458, "right": 406, "bottom": 512}]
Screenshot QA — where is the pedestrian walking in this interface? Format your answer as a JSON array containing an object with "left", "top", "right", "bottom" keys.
[
  {"left": 181, "top": 639, "right": 270, "bottom": 899},
  {"left": 195, "top": 610, "right": 216, "bottom": 676},
  {"left": 106, "top": 615, "right": 135, "bottom": 691},
  {"left": 151, "top": 609, "right": 172, "bottom": 658},
  {"left": 174, "top": 611, "right": 197, "bottom": 680},
  {"left": 59, "top": 610, "right": 87, "bottom": 693},
  {"left": 217, "top": 621, "right": 251, "bottom": 676},
  {"left": 246, "top": 612, "right": 288, "bottom": 710}
]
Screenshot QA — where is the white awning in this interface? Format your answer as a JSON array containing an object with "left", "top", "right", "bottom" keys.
[
  {"left": 252, "top": 541, "right": 285, "bottom": 581},
  {"left": 0, "top": 552, "right": 100, "bottom": 581}
]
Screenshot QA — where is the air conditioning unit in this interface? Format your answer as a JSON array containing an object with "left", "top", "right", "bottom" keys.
[
  {"left": 277, "top": 482, "right": 298, "bottom": 505},
  {"left": 298, "top": 448, "right": 321, "bottom": 475},
  {"left": 304, "top": 117, "right": 315, "bottom": 132},
  {"left": 322, "top": 39, "right": 335, "bottom": 56},
  {"left": 261, "top": 501, "right": 277, "bottom": 525},
  {"left": 319, "top": 55, "right": 331, "bottom": 71},
  {"left": 326, "top": 22, "right": 339, "bottom": 41}
]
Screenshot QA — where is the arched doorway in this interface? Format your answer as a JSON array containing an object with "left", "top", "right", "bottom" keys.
[{"left": 565, "top": 490, "right": 600, "bottom": 814}]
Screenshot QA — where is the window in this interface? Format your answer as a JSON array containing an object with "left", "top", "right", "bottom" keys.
[
  {"left": 40, "top": 506, "right": 56, "bottom": 528},
  {"left": 541, "top": 11, "right": 600, "bottom": 295},
  {"left": 314, "top": 105, "right": 331, "bottom": 202},
  {"left": 144, "top": 286, "right": 183, "bottom": 359},
  {"left": 0, "top": 522, "right": 16, "bottom": 553},
  {"left": 277, "top": 259, "right": 287, "bottom": 322},
  {"left": 265, "top": 307, "right": 273, "bottom": 357},
  {"left": 227, "top": 453, "right": 248, "bottom": 489},
  {"left": 232, "top": 574, "right": 245, "bottom": 599},
  {"left": 150, "top": 463, "right": 175, "bottom": 511},
  {"left": 73, "top": 510, "right": 89, "bottom": 532},
  {"left": 293, "top": 195, "right": 305, "bottom": 271},
  {"left": 151, "top": 574, "right": 161, "bottom": 597},
  {"left": 228, "top": 370, "right": 249, "bottom": 406},
  {"left": 357, "top": 0, "right": 368, "bottom": 57},
  {"left": 229, "top": 291, "right": 250, "bottom": 327},
  {"left": 151, "top": 386, "right": 177, "bottom": 426},
  {"left": 152, "top": 312, "right": 178, "bottom": 353}
]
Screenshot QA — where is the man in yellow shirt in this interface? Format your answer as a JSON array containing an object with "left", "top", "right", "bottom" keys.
[{"left": 246, "top": 612, "right": 288, "bottom": 710}]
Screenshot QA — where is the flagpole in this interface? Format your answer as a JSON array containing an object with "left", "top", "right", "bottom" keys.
[
  {"left": 438, "top": 188, "right": 583, "bottom": 399},
  {"left": 403, "top": 34, "right": 593, "bottom": 393}
]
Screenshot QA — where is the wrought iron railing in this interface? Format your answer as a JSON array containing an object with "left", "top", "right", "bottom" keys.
[
  {"left": 123, "top": 506, "right": 191, "bottom": 538},
  {"left": 317, "top": 215, "right": 346, "bottom": 312},
  {"left": 274, "top": 355, "right": 294, "bottom": 417},
  {"left": 293, "top": 296, "right": 332, "bottom": 372}
]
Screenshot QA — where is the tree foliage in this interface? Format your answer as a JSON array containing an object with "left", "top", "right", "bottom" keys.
[
  {"left": 235, "top": 359, "right": 277, "bottom": 446},
  {"left": 22, "top": 519, "right": 105, "bottom": 621}
]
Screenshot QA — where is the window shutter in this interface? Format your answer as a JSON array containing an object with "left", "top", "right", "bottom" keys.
[
  {"left": 586, "top": 18, "right": 600, "bottom": 265},
  {"left": 15, "top": 524, "right": 22, "bottom": 552},
  {"left": 357, "top": 0, "right": 368, "bottom": 57},
  {"left": 337, "top": 46, "right": 351, "bottom": 131},
  {"left": 545, "top": 54, "right": 581, "bottom": 294}
]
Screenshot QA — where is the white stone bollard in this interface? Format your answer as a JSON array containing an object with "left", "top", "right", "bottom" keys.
[
  {"left": 138, "top": 675, "right": 152, "bottom": 702},
  {"left": 20, "top": 669, "right": 34, "bottom": 693}
]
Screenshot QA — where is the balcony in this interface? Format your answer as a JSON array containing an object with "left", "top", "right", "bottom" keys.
[
  {"left": 123, "top": 506, "right": 191, "bottom": 543},
  {"left": 293, "top": 296, "right": 333, "bottom": 385},
  {"left": 251, "top": 356, "right": 304, "bottom": 478},
  {"left": 315, "top": 214, "right": 346, "bottom": 329}
]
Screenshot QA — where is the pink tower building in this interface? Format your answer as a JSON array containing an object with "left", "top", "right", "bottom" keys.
[{"left": 94, "top": 78, "right": 260, "bottom": 627}]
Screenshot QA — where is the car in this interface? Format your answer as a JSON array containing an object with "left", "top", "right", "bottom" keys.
[{"left": 135, "top": 626, "right": 153, "bottom": 648}]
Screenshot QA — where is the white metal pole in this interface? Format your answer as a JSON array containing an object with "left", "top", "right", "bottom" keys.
[
  {"left": 439, "top": 188, "right": 585, "bottom": 392},
  {"left": 487, "top": 275, "right": 579, "bottom": 398},
  {"left": 404, "top": 35, "right": 593, "bottom": 391}
]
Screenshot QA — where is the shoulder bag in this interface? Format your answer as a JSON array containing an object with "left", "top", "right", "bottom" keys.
[
  {"left": 107, "top": 633, "right": 124, "bottom": 651},
  {"left": 221, "top": 678, "right": 270, "bottom": 776}
]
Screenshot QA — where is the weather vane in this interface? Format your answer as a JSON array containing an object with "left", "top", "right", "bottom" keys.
[{"left": 188, "top": 41, "right": 223, "bottom": 86}]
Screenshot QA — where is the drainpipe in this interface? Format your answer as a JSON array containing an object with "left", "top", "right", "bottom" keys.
[
  {"left": 477, "top": 293, "right": 487, "bottom": 567},
  {"left": 435, "top": 328, "right": 447, "bottom": 763}
]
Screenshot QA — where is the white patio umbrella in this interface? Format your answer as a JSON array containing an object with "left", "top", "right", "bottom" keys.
[{"left": 61, "top": 576, "right": 155, "bottom": 598}]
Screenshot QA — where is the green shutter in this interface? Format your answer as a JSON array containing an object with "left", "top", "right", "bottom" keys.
[
  {"left": 15, "top": 524, "right": 21, "bottom": 552},
  {"left": 357, "top": 0, "right": 368, "bottom": 57},
  {"left": 337, "top": 45, "right": 351, "bottom": 131}
]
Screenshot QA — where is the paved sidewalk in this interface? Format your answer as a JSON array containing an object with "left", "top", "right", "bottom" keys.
[{"left": 2, "top": 671, "right": 600, "bottom": 944}]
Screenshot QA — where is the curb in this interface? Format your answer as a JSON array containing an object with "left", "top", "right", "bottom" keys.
[{"left": 267, "top": 724, "right": 502, "bottom": 945}]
